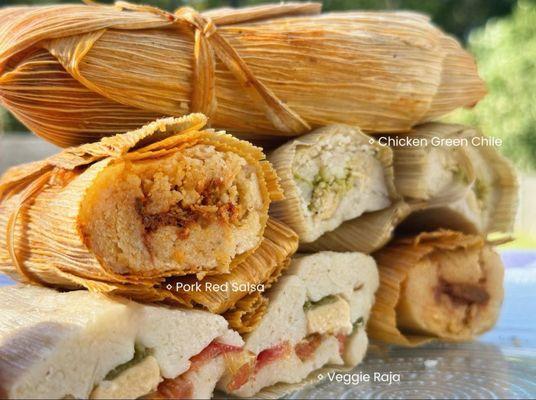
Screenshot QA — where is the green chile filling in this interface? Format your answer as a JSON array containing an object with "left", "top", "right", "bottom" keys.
[
  {"left": 294, "top": 166, "right": 355, "bottom": 214},
  {"left": 452, "top": 167, "right": 470, "bottom": 185},
  {"left": 451, "top": 166, "right": 488, "bottom": 207},
  {"left": 303, "top": 295, "right": 339, "bottom": 312},
  {"left": 352, "top": 317, "right": 365, "bottom": 334},
  {"left": 474, "top": 178, "right": 488, "bottom": 202},
  {"left": 104, "top": 344, "right": 152, "bottom": 381}
]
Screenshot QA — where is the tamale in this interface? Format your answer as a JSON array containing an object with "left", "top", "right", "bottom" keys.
[
  {"left": 0, "top": 114, "right": 285, "bottom": 296},
  {"left": 269, "top": 124, "right": 401, "bottom": 253},
  {"left": 217, "top": 251, "right": 379, "bottom": 397},
  {"left": 388, "top": 123, "right": 518, "bottom": 234},
  {"left": 0, "top": 2, "right": 485, "bottom": 147},
  {"left": 368, "top": 230, "right": 504, "bottom": 345},
  {"left": 0, "top": 285, "right": 243, "bottom": 400}
]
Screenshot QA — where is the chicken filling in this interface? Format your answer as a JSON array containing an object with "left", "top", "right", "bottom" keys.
[
  {"left": 427, "top": 146, "right": 494, "bottom": 230},
  {"left": 293, "top": 134, "right": 390, "bottom": 239}
]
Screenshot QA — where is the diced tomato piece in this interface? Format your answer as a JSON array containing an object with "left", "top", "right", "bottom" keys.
[
  {"left": 255, "top": 341, "right": 291, "bottom": 372},
  {"left": 295, "top": 334, "right": 323, "bottom": 361},
  {"left": 190, "top": 341, "right": 242, "bottom": 366},
  {"left": 226, "top": 361, "right": 254, "bottom": 392},
  {"left": 157, "top": 375, "right": 194, "bottom": 399},
  {"left": 336, "top": 334, "right": 347, "bottom": 356},
  {"left": 225, "top": 342, "right": 293, "bottom": 392},
  {"left": 157, "top": 341, "right": 243, "bottom": 398}
]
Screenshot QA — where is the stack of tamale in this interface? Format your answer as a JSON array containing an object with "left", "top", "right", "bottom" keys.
[{"left": 0, "top": 1, "right": 518, "bottom": 399}]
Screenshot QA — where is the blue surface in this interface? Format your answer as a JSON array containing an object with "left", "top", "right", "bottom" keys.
[
  {"left": 500, "top": 249, "right": 536, "bottom": 269},
  {"left": 480, "top": 266, "right": 536, "bottom": 350},
  {"left": 0, "top": 274, "right": 12, "bottom": 286}
]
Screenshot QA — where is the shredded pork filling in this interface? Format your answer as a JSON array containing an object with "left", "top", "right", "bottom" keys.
[
  {"left": 81, "top": 144, "right": 264, "bottom": 275},
  {"left": 438, "top": 280, "right": 490, "bottom": 305},
  {"left": 293, "top": 134, "right": 390, "bottom": 239},
  {"left": 397, "top": 248, "right": 502, "bottom": 338}
]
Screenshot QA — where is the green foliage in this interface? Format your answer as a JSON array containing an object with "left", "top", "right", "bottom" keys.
[
  {"left": 448, "top": 1, "right": 536, "bottom": 170},
  {"left": 239, "top": 0, "right": 515, "bottom": 40},
  {"left": 206, "top": 0, "right": 517, "bottom": 40},
  {"left": 0, "top": 106, "right": 26, "bottom": 133}
]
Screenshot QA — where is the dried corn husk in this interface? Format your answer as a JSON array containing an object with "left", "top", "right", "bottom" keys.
[
  {"left": 269, "top": 124, "right": 400, "bottom": 253},
  {"left": 300, "top": 201, "right": 413, "bottom": 254},
  {"left": 224, "top": 292, "right": 269, "bottom": 334},
  {"left": 388, "top": 123, "right": 518, "bottom": 234},
  {"left": 368, "top": 230, "right": 504, "bottom": 346},
  {"left": 0, "top": 114, "right": 285, "bottom": 294},
  {"left": 0, "top": 2, "right": 485, "bottom": 147}
]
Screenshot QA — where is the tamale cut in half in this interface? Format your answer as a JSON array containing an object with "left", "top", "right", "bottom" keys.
[
  {"left": 388, "top": 123, "right": 518, "bottom": 235},
  {"left": 0, "top": 285, "right": 244, "bottom": 400},
  {"left": 218, "top": 252, "right": 379, "bottom": 397},
  {"left": 368, "top": 230, "right": 504, "bottom": 345},
  {"left": 0, "top": 2, "right": 486, "bottom": 147},
  {"left": 0, "top": 114, "right": 291, "bottom": 311},
  {"left": 269, "top": 124, "right": 402, "bottom": 253}
]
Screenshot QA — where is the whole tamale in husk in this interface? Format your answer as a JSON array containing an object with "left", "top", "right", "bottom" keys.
[
  {"left": 0, "top": 114, "right": 286, "bottom": 295},
  {"left": 269, "top": 124, "right": 403, "bottom": 253},
  {"left": 387, "top": 123, "right": 518, "bottom": 235},
  {"left": 368, "top": 230, "right": 504, "bottom": 346},
  {"left": 0, "top": 2, "right": 485, "bottom": 147}
]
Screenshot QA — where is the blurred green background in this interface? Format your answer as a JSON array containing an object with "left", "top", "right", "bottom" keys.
[{"left": 1, "top": 0, "right": 535, "bottom": 244}]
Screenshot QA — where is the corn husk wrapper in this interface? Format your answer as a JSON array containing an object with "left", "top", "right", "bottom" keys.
[
  {"left": 300, "top": 201, "right": 413, "bottom": 254},
  {"left": 0, "top": 2, "right": 485, "bottom": 147},
  {"left": 0, "top": 115, "right": 287, "bottom": 305},
  {"left": 269, "top": 124, "right": 401, "bottom": 254},
  {"left": 223, "top": 292, "right": 269, "bottom": 334},
  {"left": 389, "top": 123, "right": 518, "bottom": 235},
  {"left": 368, "top": 230, "right": 504, "bottom": 346}
]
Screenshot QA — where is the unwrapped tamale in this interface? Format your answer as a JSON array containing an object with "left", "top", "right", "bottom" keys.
[
  {"left": 388, "top": 123, "right": 518, "bottom": 234},
  {"left": 217, "top": 251, "right": 379, "bottom": 397},
  {"left": 0, "top": 2, "right": 485, "bottom": 146},
  {"left": 0, "top": 285, "right": 243, "bottom": 399},
  {"left": 0, "top": 114, "right": 286, "bottom": 301},
  {"left": 368, "top": 230, "right": 504, "bottom": 345},
  {"left": 269, "top": 124, "right": 402, "bottom": 253}
]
